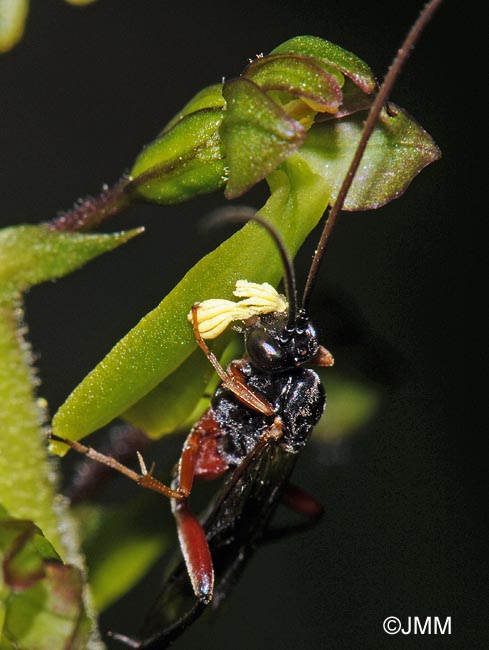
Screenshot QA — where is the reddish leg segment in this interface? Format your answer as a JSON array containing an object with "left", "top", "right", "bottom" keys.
[
  {"left": 177, "top": 409, "right": 229, "bottom": 494},
  {"left": 171, "top": 414, "right": 285, "bottom": 604},
  {"left": 281, "top": 483, "right": 324, "bottom": 519},
  {"left": 171, "top": 496, "right": 214, "bottom": 603},
  {"left": 171, "top": 409, "right": 230, "bottom": 602}
]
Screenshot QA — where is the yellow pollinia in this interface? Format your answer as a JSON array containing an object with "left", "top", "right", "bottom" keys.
[{"left": 188, "top": 280, "right": 288, "bottom": 339}]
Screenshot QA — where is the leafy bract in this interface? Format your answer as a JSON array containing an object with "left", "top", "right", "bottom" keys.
[
  {"left": 51, "top": 156, "right": 331, "bottom": 451},
  {"left": 271, "top": 35, "right": 377, "bottom": 94},
  {"left": 127, "top": 37, "right": 378, "bottom": 205},
  {"left": 162, "top": 83, "right": 225, "bottom": 133},
  {"left": 0, "top": 225, "right": 141, "bottom": 296},
  {"left": 130, "top": 108, "right": 226, "bottom": 204},
  {"left": 221, "top": 78, "right": 305, "bottom": 198},
  {"left": 0, "top": 508, "right": 90, "bottom": 650},
  {"left": 298, "top": 104, "right": 441, "bottom": 210},
  {"left": 243, "top": 54, "right": 343, "bottom": 113}
]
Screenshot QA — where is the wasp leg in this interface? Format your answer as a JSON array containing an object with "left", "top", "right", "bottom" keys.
[
  {"left": 281, "top": 482, "right": 324, "bottom": 519},
  {"left": 191, "top": 305, "right": 274, "bottom": 416},
  {"left": 48, "top": 433, "right": 183, "bottom": 499},
  {"left": 169, "top": 409, "right": 231, "bottom": 603},
  {"left": 177, "top": 409, "right": 229, "bottom": 495},
  {"left": 259, "top": 484, "right": 323, "bottom": 545},
  {"left": 176, "top": 424, "right": 202, "bottom": 497},
  {"left": 309, "top": 344, "right": 335, "bottom": 367},
  {"left": 171, "top": 415, "right": 284, "bottom": 604},
  {"left": 171, "top": 494, "right": 214, "bottom": 604},
  {"left": 66, "top": 425, "right": 151, "bottom": 504}
]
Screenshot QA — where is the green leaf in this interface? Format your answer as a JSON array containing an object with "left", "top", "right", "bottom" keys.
[
  {"left": 0, "top": 511, "right": 90, "bottom": 650},
  {"left": 130, "top": 108, "right": 226, "bottom": 204},
  {"left": 0, "top": 225, "right": 142, "bottom": 295},
  {"left": 271, "top": 35, "right": 377, "bottom": 94},
  {"left": 243, "top": 54, "right": 343, "bottom": 113},
  {"left": 221, "top": 78, "right": 306, "bottom": 198},
  {"left": 51, "top": 156, "right": 331, "bottom": 451},
  {"left": 0, "top": 0, "right": 29, "bottom": 54},
  {"left": 298, "top": 104, "right": 441, "bottom": 210},
  {"left": 123, "top": 346, "right": 220, "bottom": 437},
  {"left": 124, "top": 333, "right": 242, "bottom": 438}
]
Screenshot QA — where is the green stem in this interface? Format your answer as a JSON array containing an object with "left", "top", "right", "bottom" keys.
[{"left": 0, "top": 293, "right": 64, "bottom": 554}]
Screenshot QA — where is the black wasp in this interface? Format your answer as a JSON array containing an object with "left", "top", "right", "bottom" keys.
[{"left": 52, "top": 212, "right": 335, "bottom": 647}]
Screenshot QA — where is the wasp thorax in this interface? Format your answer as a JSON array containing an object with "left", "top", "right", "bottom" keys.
[{"left": 245, "top": 312, "right": 319, "bottom": 373}]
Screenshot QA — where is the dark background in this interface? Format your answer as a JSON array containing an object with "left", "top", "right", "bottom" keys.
[{"left": 1, "top": 1, "right": 484, "bottom": 649}]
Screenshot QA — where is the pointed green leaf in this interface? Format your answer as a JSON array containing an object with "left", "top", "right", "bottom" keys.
[
  {"left": 0, "top": 225, "right": 141, "bottom": 295},
  {"left": 244, "top": 54, "right": 343, "bottom": 113},
  {"left": 221, "top": 78, "right": 306, "bottom": 198},
  {"left": 51, "top": 156, "right": 331, "bottom": 452},
  {"left": 123, "top": 346, "right": 219, "bottom": 437},
  {"left": 298, "top": 104, "right": 441, "bottom": 210},
  {"left": 130, "top": 108, "right": 226, "bottom": 204},
  {"left": 271, "top": 35, "right": 376, "bottom": 94},
  {"left": 124, "top": 334, "right": 242, "bottom": 438}
]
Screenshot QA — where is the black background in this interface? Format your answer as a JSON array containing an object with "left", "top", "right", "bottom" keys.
[{"left": 1, "top": 1, "right": 484, "bottom": 649}]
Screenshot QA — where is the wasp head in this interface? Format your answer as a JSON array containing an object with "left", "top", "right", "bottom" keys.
[{"left": 244, "top": 310, "right": 320, "bottom": 373}]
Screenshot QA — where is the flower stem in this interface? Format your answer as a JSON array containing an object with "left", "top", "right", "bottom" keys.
[{"left": 48, "top": 176, "right": 134, "bottom": 232}]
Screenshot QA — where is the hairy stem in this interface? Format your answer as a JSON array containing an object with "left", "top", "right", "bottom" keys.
[
  {"left": 0, "top": 294, "right": 63, "bottom": 551},
  {"left": 49, "top": 176, "right": 134, "bottom": 232}
]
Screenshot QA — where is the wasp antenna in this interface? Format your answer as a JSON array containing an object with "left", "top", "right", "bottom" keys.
[
  {"left": 205, "top": 206, "right": 298, "bottom": 327},
  {"left": 301, "top": 0, "right": 444, "bottom": 313}
]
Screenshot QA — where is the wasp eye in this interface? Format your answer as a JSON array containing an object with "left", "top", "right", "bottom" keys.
[{"left": 245, "top": 328, "right": 287, "bottom": 372}]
